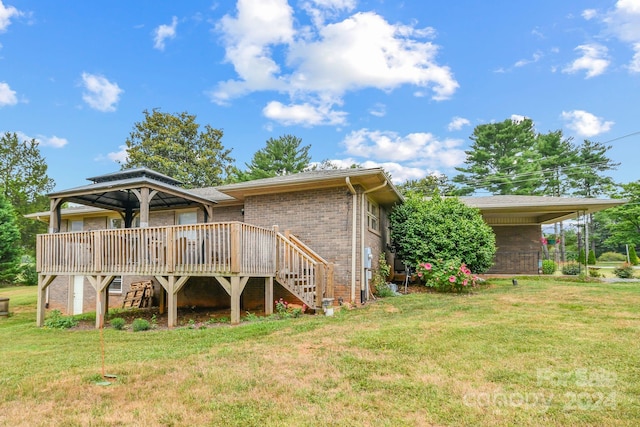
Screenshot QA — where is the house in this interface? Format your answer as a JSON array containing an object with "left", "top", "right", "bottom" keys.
[
  {"left": 29, "top": 167, "right": 401, "bottom": 328},
  {"left": 28, "top": 167, "right": 625, "bottom": 329}
]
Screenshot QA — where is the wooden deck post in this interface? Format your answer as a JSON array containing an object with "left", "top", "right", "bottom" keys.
[
  {"left": 167, "top": 276, "right": 177, "bottom": 328},
  {"left": 36, "top": 275, "right": 55, "bottom": 327},
  {"left": 316, "top": 264, "right": 325, "bottom": 309},
  {"left": 265, "top": 276, "right": 273, "bottom": 315}
]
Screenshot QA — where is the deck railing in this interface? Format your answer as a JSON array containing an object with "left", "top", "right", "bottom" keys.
[{"left": 36, "top": 222, "right": 276, "bottom": 276}]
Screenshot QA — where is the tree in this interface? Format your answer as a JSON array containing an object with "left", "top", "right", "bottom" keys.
[
  {"left": 389, "top": 192, "right": 496, "bottom": 273},
  {"left": 0, "top": 132, "right": 54, "bottom": 252},
  {"left": 629, "top": 246, "right": 639, "bottom": 266},
  {"left": 122, "top": 109, "right": 235, "bottom": 188},
  {"left": 566, "top": 139, "right": 619, "bottom": 198},
  {"left": 0, "top": 193, "right": 21, "bottom": 285},
  {"left": 599, "top": 181, "right": 640, "bottom": 249},
  {"left": 397, "top": 174, "right": 457, "bottom": 197},
  {"left": 535, "top": 130, "right": 577, "bottom": 197},
  {"left": 234, "top": 134, "right": 311, "bottom": 182},
  {"left": 453, "top": 118, "right": 540, "bottom": 195}
]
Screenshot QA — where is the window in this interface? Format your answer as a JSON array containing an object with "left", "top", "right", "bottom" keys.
[
  {"left": 109, "top": 276, "right": 122, "bottom": 294},
  {"left": 367, "top": 199, "right": 380, "bottom": 232},
  {"left": 109, "top": 218, "right": 123, "bottom": 229},
  {"left": 70, "top": 220, "right": 83, "bottom": 232},
  {"left": 177, "top": 211, "right": 198, "bottom": 240}
]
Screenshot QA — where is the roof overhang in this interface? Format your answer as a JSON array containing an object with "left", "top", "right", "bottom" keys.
[
  {"left": 461, "top": 195, "right": 627, "bottom": 225},
  {"left": 212, "top": 168, "right": 403, "bottom": 206}
]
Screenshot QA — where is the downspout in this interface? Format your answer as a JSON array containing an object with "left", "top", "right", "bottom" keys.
[
  {"left": 361, "top": 180, "right": 388, "bottom": 303},
  {"left": 346, "top": 177, "right": 357, "bottom": 304}
]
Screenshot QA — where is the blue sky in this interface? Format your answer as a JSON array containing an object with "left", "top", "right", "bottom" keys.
[{"left": 1, "top": 0, "right": 639, "bottom": 192}]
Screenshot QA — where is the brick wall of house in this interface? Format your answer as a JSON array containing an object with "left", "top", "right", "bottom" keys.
[
  {"left": 243, "top": 185, "right": 365, "bottom": 304},
  {"left": 211, "top": 205, "right": 245, "bottom": 222},
  {"left": 487, "top": 225, "right": 541, "bottom": 274}
]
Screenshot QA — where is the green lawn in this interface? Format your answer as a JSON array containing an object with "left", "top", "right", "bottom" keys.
[{"left": 1, "top": 278, "right": 639, "bottom": 426}]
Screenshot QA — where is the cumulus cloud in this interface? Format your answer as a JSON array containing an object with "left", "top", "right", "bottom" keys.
[
  {"left": 0, "top": 81, "right": 17, "bottom": 106},
  {"left": 106, "top": 145, "right": 129, "bottom": 163},
  {"left": 81, "top": 73, "right": 123, "bottom": 112},
  {"left": 153, "top": 16, "right": 178, "bottom": 50},
  {"left": 582, "top": 9, "right": 598, "bottom": 20},
  {"left": 447, "top": 116, "right": 470, "bottom": 131},
  {"left": 562, "top": 44, "right": 609, "bottom": 78},
  {"left": 0, "top": 0, "right": 20, "bottom": 33},
  {"left": 211, "top": 0, "right": 458, "bottom": 126},
  {"left": 15, "top": 131, "right": 68, "bottom": 148},
  {"left": 561, "top": 110, "right": 614, "bottom": 137},
  {"left": 342, "top": 128, "right": 466, "bottom": 170},
  {"left": 321, "top": 157, "right": 426, "bottom": 184},
  {"left": 598, "top": 1, "right": 640, "bottom": 72},
  {"left": 263, "top": 100, "right": 347, "bottom": 126}
]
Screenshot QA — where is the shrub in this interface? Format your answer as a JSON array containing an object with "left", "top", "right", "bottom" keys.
[
  {"left": 110, "top": 317, "right": 126, "bottom": 330},
  {"left": 587, "top": 250, "right": 596, "bottom": 265},
  {"left": 598, "top": 252, "right": 626, "bottom": 262},
  {"left": 541, "top": 260, "right": 557, "bottom": 275},
  {"left": 629, "top": 246, "right": 639, "bottom": 266},
  {"left": 577, "top": 249, "right": 586, "bottom": 264},
  {"left": 561, "top": 262, "right": 581, "bottom": 276},
  {"left": 416, "top": 259, "right": 478, "bottom": 293},
  {"left": 389, "top": 193, "right": 496, "bottom": 273},
  {"left": 132, "top": 318, "right": 150, "bottom": 332},
  {"left": 588, "top": 268, "right": 601, "bottom": 278},
  {"left": 372, "top": 254, "right": 395, "bottom": 297},
  {"left": 14, "top": 256, "right": 38, "bottom": 286},
  {"left": 44, "top": 310, "right": 79, "bottom": 329},
  {"left": 613, "top": 263, "right": 635, "bottom": 279}
]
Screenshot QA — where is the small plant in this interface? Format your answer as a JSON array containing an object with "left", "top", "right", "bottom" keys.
[
  {"left": 415, "top": 259, "right": 478, "bottom": 293},
  {"left": 598, "top": 252, "right": 626, "bottom": 262},
  {"left": 44, "top": 309, "right": 79, "bottom": 329},
  {"left": 541, "top": 260, "right": 557, "bottom": 275},
  {"left": 274, "top": 298, "right": 307, "bottom": 318},
  {"left": 561, "top": 262, "right": 581, "bottom": 276},
  {"left": 587, "top": 250, "right": 596, "bottom": 265},
  {"left": 577, "top": 249, "right": 586, "bottom": 264},
  {"left": 588, "top": 268, "right": 601, "bottom": 278},
  {"left": 131, "top": 318, "right": 150, "bottom": 332},
  {"left": 613, "top": 263, "right": 635, "bottom": 279},
  {"left": 110, "top": 317, "right": 126, "bottom": 330},
  {"left": 187, "top": 318, "right": 196, "bottom": 329},
  {"left": 244, "top": 312, "right": 260, "bottom": 322},
  {"left": 150, "top": 313, "right": 158, "bottom": 327}
]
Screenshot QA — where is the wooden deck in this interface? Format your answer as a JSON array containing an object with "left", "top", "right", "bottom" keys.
[{"left": 36, "top": 221, "right": 332, "bottom": 327}]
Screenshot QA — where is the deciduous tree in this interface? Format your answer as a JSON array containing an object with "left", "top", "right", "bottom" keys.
[
  {"left": 0, "top": 132, "right": 54, "bottom": 252},
  {"left": 122, "top": 109, "right": 235, "bottom": 188}
]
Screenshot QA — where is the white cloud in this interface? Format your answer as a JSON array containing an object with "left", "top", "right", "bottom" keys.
[
  {"left": 323, "top": 157, "right": 426, "bottom": 184},
  {"left": 81, "top": 72, "right": 123, "bottom": 112},
  {"left": 211, "top": 1, "right": 458, "bottom": 126},
  {"left": 561, "top": 110, "right": 614, "bottom": 137},
  {"left": 514, "top": 51, "right": 543, "bottom": 67},
  {"left": 0, "top": 1, "right": 20, "bottom": 33},
  {"left": 562, "top": 44, "right": 609, "bottom": 78},
  {"left": 597, "top": 1, "right": 640, "bottom": 72},
  {"left": 107, "top": 145, "right": 128, "bottom": 163},
  {"left": 629, "top": 42, "right": 640, "bottom": 72},
  {"left": 510, "top": 114, "right": 528, "bottom": 123},
  {"left": 342, "top": 128, "right": 466, "bottom": 169},
  {"left": 0, "top": 81, "right": 17, "bottom": 106},
  {"left": 368, "top": 103, "right": 386, "bottom": 117},
  {"left": 447, "top": 116, "right": 470, "bottom": 131},
  {"left": 15, "top": 131, "right": 67, "bottom": 148},
  {"left": 153, "top": 16, "right": 178, "bottom": 50},
  {"left": 263, "top": 100, "right": 347, "bottom": 126},
  {"left": 582, "top": 9, "right": 598, "bottom": 20}
]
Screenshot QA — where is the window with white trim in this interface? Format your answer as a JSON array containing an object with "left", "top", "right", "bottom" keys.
[
  {"left": 177, "top": 211, "right": 198, "bottom": 240},
  {"left": 109, "top": 276, "right": 122, "bottom": 294},
  {"left": 367, "top": 199, "right": 380, "bottom": 232}
]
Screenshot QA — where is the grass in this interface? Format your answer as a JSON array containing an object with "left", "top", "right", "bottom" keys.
[{"left": 1, "top": 278, "right": 639, "bottom": 426}]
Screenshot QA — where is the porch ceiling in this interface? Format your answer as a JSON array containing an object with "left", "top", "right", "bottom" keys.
[{"left": 461, "top": 195, "right": 627, "bottom": 225}]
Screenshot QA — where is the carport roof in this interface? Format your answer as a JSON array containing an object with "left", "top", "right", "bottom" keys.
[{"left": 461, "top": 195, "right": 626, "bottom": 225}]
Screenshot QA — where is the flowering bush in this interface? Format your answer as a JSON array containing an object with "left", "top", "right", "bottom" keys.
[{"left": 415, "top": 260, "right": 479, "bottom": 293}]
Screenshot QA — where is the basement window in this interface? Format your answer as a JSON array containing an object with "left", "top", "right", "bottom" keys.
[
  {"left": 367, "top": 199, "right": 380, "bottom": 232},
  {"left": 109, "top": 276, "right": 122, "bottom": 294}
]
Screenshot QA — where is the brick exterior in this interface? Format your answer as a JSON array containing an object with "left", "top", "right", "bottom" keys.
[{"left": 486, "top": 225, "right": 542, "bottom": 274}]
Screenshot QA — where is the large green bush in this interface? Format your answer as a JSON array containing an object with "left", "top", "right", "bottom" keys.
[
  {"left": 541, "top": 260, "right": 556, "bottom": 275},
  {"left": 389, "top": 193, "right": 496, "bottom": 273},
  {"left": 561, "top": 262, "right": 581, "bottom": 275},
  {"left": 598, "top": 252, "right": 626, "bottom": 262}
]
